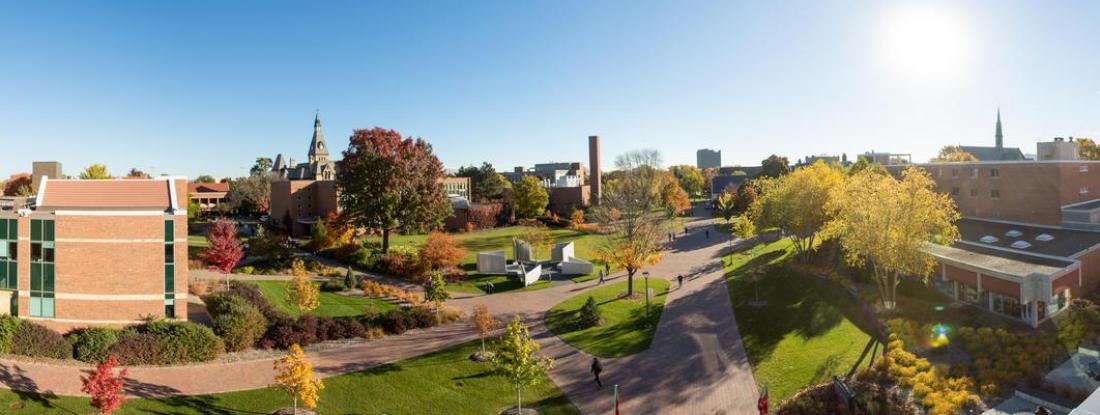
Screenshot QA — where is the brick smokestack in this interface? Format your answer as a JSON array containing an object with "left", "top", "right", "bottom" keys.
[{"left": 588, "top": 135, "right": 601, "bottom": 205}]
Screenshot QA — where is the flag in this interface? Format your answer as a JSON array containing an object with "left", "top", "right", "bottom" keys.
[
  {"left": 758, "top": 385, "right": 769, "bottom": 411},
  {"left": 614, "top": 384, "right": 621, "bottom": 415}
]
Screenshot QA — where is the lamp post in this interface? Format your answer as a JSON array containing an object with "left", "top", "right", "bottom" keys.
[{"left": 643, "top": 271, "right": 651, "bottom": 326}]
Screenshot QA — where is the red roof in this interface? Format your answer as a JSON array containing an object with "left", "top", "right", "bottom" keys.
[
  {"left": 39, "top": 179, "right": 184, "bottom": 210},
  {"left": 188, "top": 182, "right": 229, "bottom": 193}
]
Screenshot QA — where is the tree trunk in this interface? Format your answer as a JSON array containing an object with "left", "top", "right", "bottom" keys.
[
  {"left": 516, "top": 385, "right": 522, "bottom": 413},
  {"left": 293, "top": 397, "right": 298, "bottom": 414},
  {"left": 382, "top": 228, "right": 391, "bottom": 254},
  {"left": 626, "top": 269, "right": 636, "bottom": 296}
]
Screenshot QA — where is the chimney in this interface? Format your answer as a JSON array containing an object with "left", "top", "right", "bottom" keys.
[{"left": 588, "top": 135, "right": 601, "bottom": 206}]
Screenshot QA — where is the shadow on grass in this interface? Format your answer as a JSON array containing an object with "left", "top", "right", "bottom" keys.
[{"left": 141, "top": 394, "right": 269, "bottom": 415}]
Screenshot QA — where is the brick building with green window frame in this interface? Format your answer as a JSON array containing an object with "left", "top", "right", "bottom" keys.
[{"left": 0, "top": 176, "right": 189, "bottom": 331}]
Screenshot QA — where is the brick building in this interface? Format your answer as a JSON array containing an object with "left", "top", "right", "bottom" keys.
[
  {"left": 188, "top": 182, "right": 229, "bottom": 213},
  {"left": 0, "top": 177, "right": 188, "bottom": 331}
]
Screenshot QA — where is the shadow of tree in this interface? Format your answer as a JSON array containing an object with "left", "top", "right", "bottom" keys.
[
  {"left": 0, "top": 363, "right": 69, "bottom": 413},
  {"left": 141, "top": 394, "right": 268, "bottom": 415}
]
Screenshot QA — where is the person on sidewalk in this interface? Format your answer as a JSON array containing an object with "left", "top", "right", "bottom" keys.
[
  {"left": 486, "top": 281, "right": 495, "bottom": 294},
  {"left": 605, "top": 263, "right": 610, "bottom": 276},
  {"left": 591, "top": 357, "right": 603, "bottom": 389},
  {"left": 598, "top": 270, "right": 605, "bottom": 285},
  {"left": 678, "top": 274, "right": 684, "bottom": 289},
  {"left": 705, "top": 229, "right": 710, "bottom": 239}
]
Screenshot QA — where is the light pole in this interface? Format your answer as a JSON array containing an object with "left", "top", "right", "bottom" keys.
[{"left": 643, "top": 271, "right": 651, "bottom": 326}]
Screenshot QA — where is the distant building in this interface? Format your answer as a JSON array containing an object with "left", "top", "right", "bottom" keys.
[
  {"left": 859, "top": 152, "right": 912, "bottom": 165},
  {"left": 187, "top": 182, "right": 229, "bottom": 213},
  {"left": 1037, "top": 137, "right": 1079, "bottom": 161},
  {"left": 31, "top": 162, "right": 63, "bottom": 192},
  {"left": 499, "top": 136, "right": 601, "bottom": 216},
  {"left": 269, "top": 114, "right": 342, "bottom": 236},
  {"left": 697, "top": 149, "right": 721, "bottom": 170},
  {"left": 272, "top": 113, "right": 337, "bottom": 181},
  {"left": 440, "top": 177, "right": 471, "bottom": 199},
  {"left": 957, "top": 109, "right": 1027, "bottom": 161}
]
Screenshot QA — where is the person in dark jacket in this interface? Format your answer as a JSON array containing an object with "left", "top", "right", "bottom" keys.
[{"left": 591, "top": 357, "right": 603, "bottom": 388}]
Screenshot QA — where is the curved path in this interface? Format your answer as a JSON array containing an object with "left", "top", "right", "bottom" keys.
[{"left": 0, "top": 216, "right": 759, "bottom": 414}]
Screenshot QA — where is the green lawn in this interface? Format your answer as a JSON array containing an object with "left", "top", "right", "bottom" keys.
[
  {"left": 247, "top": 280, "right": 394, "bottom": 317},
  {"left": 369, "top": 226, "right": 615, "bottom": 294},
  {"left": 725, "top": 238, "right": 874, "bottom": 404},
  {"left": 545, "top": 279, "right": 670, "bottom": 358},
  {"left": 0, "top": 341, "right": 579, "bottom": 415}
]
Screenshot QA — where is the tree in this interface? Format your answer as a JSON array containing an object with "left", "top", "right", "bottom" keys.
[
  {"left": 470, "top": 304, "right": 501, "bottom": 357},
  {"left": 3, "top": 173, "right": 31, "bottom": 196},
  {"left": 81, "top": 355, "right": 128, "bottom": 415},
  {"left": 199, "top": 219, "right": 244, "bottom": 290},
  {"left": 930, "top": 145, "right": 978, "bottom": 162},
  {"left": 1077, "top": 138, "right": 1100, "bottom": 160},
  {"left": 250, "top": 157, "right": 273, "bottom": 177},
  {"left": 702, "top": 167, "right": 719, "bottom": 197},
  {"left": 824, "top": 167, "right": 960, "bottom": 309},
  {"left": 187, "top": 198, "right": 200, "bottom": 221},
  {"left": 419, "top": 231, "right": 466, "bottom": 271},
  {"left": 593, "top": 150, "right": 667, "bottom": 296},
  {"left": 734, "top": 183, "right": 757, "bottom": 213},
  {"left": 423, "top": 271, "right": 451, "bottom": 307},
  {"left": 456, "top": 162, "right": 509, "bottom": 202},
  {"left": 578, "top": 295, "right": 603, "bottom": 328},
  {"left": 569, "top": 209, "right": 585, "bottom": 229},
  {"left": 512, "top": 176, "right": 549, "bottom": 219},
  {"left": 286, "top": 259, "right": 320, "bottom": 315},
  {"left": 79, "top": 164, "right": 112, "bottom": 180},
  {"left": 847, "top": 158, "right": 889, "bottom": 176},
  {"left": 226, "top": 175, "right": 271, "bottom": 215},
  {"left": 659, "top": 173, "right": 691, "bottom": 218},
  {"left": 273, "top": 344, "right": 324, "bottom": 413},
  {"left": 195, "top": 175, "right": 217, "bottom": 183},
  {"left": 750, "top": 160, "right": 843, "bottom": 260},
  {"left": 669, "top": 165, "right": 704, "bottom": 197},
  {"left": 714, "top": 191, "right": 738, "bottom": 223},
  {"left": 126, "top": 168, "right": 151, "bottom": 179},
  {"left": 491, "top": 315, "right": 554, "bottom": 414},
  {"left": 759, "top": 154, "right": 790, "bottom": 178},
  {"left": 732, "top": 214, "right": 756, "bottom": 240},
  {"left": 336, "top": 127, "right": 452, "bottom": 253},
  {"left": 343, "top": 267, "right": 357, "bottom": 292},
  {"left": 520, "top": 225, "right": 554, "bottom": 260}
]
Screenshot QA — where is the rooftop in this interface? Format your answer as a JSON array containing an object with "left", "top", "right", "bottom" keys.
[
  {"left": 38, "top": 178, "right": 183, "bottom": 211},
  {"left": 187, "top": 182, "right": 229, "bottom": 194},
  {"left": 957, "top": 218, "right": 1100, "bottom": 258},
  {"left": 925, "top": 242, "right": 1073, "bottom": 278}
]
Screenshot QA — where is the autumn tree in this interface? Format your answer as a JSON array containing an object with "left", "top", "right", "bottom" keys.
[
  {"left": 735, "top": 183, "right": 757, "bottom": 213},
  {"left": 824, "top": 167, "right": 960, "bottom": 309},
  {"left": 759, "top": 154, "right": 790, "bottom": 178},
  {"left": 569, "top": 209, "right": 585, "bottom": 229},
  {"left": 3, "top": 173, "right": 32, "bottom": 196},
  {"left": 930, "top": 145, "right": 979, "bottom": 162},
  {"left": 195, "top": 175, "right": 217, "bottom": 183},
  {"left": 847, "top": 158, "right": 889, "bottom": 176},
  {"left": 273, "top": 344, "right": 325, "bottom": 413},
  {"left": 336, "top": 127, "right": 451, "bottom": 253},
  {"left": 81, "top": 355, "right": 128, "bottom": 415},
  {"left": 714, "top": 191, "right": 737, "bottom": 223},
  {"left": 126, "top": 168, "right": 151, "bottom": 179},
  {"left": 659, "top": 173, "right": 691, "bottom": 218},
  {"left": 199, "top": 219, "right": 244, "bottom": 289},
  {"left": 512, "top": 176, "right": 549, "bottom": 219},
  {"left": 456, "top": 162, "right": 510, "bottom": 201},
  {"left": 750, "top": 160, "right": 843, "bottom": 260},
  {"left": 520, "top": 225, "right": 554, "bottom": 260},
  {"left": 669, "top": 165, "right": 704, "bottom": 197},
  {"left": 702, "top": 167, "right": 719, "bottom": 197},
  {"left": 226, "top": 174, "right": 271, "bottom": 215},
  {"left": 286, "top": 259, "right": 320, "bottom": 315},
  {"left": 491, "top": 315, "right": 554, "bottom": 414},
  {"left": 423, "top": 271, "right": 451, "bottom": 308},
  {"left": 419, "top": 231, "right": 466, "bottom": 272},
  {"left": 1077, "top": 138, "right": 1100, "bottom": 160},
  {"left": 79, "top": 164, "right": 113, "bottom": 180},
  {"left": 593, "top": 150, "right": 667, "bottom": 296},
  {"left": 732, "top": 214, "right": 756, "bottom": 240},
  {"left": 469, "top": 304, "right": 501, "bottom": 358}
]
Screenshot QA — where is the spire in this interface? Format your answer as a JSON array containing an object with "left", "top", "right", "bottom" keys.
[
  {"left": 308, "top": 112, "right": 329, "bottom": 163},
  {"left": 995, "top": 108, "right": 1003, "bottom": 150}
]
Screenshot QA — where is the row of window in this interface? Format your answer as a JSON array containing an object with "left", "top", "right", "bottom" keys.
[
  {"left": 29, "top": 219, "right": 55, "bottom": 318},
  {"left": 950, "top": 187, "right": 1002, "bottom": 199},
  {"left": 938, "top": 167, "right": 1002, "bottom": 179},
  {"left": 165, "top": 219, "right": 175, "bottom": 318}
]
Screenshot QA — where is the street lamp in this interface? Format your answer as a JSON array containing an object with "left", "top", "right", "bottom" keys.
[{"left": 643, "top": 271, "right": 651, "bottom": 326}]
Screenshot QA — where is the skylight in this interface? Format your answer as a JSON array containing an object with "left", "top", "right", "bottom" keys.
[
  {"left": 1011, "top": 241, "right": 1032, "bottom": 249},
  {"left": 1005, "top": 230, "right": 1023, "bottom": 238},
  {"left": 980, "top": 235, "right": 998, "bottom": 243},
  {"left": 1035, "top": 234, "right": 1054, "bottom": 242}
]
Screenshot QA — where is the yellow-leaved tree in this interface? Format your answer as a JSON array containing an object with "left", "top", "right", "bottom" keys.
[
  {"left": 824, "top": 167, "right": 960, "bottom": 309},
  {"left": 750, "top": 160, "right": 844, "bottom": 261},
  {"left": 273, "top": 343, "right": 324, "bottom": 413},
  {"left": 929, "top": 145, "right": 979, "bottom": 162},
  {"left": 593, "top": 150, "right": 668, "bottom": 296},
  {"left": 286, "top": 259, "right": 320, "bottom": 315},
  {"left": 491, "top": 315, "right": 554, "bottom": 414}
]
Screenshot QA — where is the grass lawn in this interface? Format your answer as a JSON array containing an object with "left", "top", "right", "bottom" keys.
[
  {"left": 369, "top": 226, "right": 616, "bottom": 294},
  {"left": 0, "top": 340, "right": 580, "bottom": 415},
  {"left": 247, "top": 280, "right": 394, "bottom": 318},
  {"left": 725, "top": 238, "right": 874, "bottom": 404},
  {"left": 545, "top": 279, "right": 670, "bottom": 358}
]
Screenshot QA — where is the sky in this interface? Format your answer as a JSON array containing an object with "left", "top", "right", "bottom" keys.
[{"left": 1, "top": 0, "right": 1099, "bottom": 179}]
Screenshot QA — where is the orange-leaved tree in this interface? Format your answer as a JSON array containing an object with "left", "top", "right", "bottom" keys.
[
  {"left": 470, "top": 304, "right": 502, "bottom": 357},
  {"left": 419, "top": 231, "right": 466, "bottom": 272}
]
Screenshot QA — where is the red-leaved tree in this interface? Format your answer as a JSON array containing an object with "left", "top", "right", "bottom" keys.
[
  {"left": 199, "top": 219, "right": 243, "bottom": 289},
  {"left": 81, "top": 355, "right": 128, "bottom": 415},
  {"left": 3, "top": 173, "right": 32, "bottom": 196},
  {"left": 336, "top": 127, "right": 451, "bottom": 253}
]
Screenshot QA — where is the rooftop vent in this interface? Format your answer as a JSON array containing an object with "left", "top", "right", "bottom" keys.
[
  {"left": 1006, "top": 230, "right": 1023, "bottom": 238},
  {"left": 1035, "top": 234, "right": 1054, "bottom": 242},
  {"left": 1011, "top": 241, "right": 1032, "bottom": 249},
  {"left": 980, "top": 235, "right": 999, "bottom": 243}
]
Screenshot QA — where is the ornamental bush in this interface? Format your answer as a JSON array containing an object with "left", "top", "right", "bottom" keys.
[
  {"left": 226, "top": 281, "right": 288, "bottom": 322},
  {"left": 69, "top": 327, "right": 123, "bottom": 363},
  {"left": 210, "top": 296, "right": 268, "bottom": 352},
  {"left": 109, "top": 332, "right": 162, "bottom": 366},
  {"left": 0, "top": 314, "right": 22, "bottom": 353},
  {"left": 578, "top": 296, "right": 603, "bottom": 328},
  {"left": 144, "top": 321, "right": 224, "bottom": 364},
  {"left": 12, "top": 322, "right": 72, "bottom": 360},
  {"left": 320, "top": 280, "right": 346, "bottom": 292}
]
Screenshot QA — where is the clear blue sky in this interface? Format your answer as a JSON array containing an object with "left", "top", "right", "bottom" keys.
[{"left": 1, "top": 1, "right": 1098, "bottom": 179}]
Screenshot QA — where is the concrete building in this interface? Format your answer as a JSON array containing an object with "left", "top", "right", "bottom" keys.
[
  {"left": 31, "top": 161, "right": 63, "bottom": 191},
  {"left": 1038, "top": 137, "right": 1080, "bottom": 161},
  {"left": 500, "top": 135, "right": 602, "bottom": 216},
  {"left": 697, "top": 149, "right": 721, "bottom": 170},
  {"left": 859, "top": 151, "right": 912, "bottom": 165},
  {"left": 0, "top": 176, "right": 188, "bottom": 331}
]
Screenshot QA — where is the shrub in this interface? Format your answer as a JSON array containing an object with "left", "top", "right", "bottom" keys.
[
  {"left": 338, "top": 317, "right": 366, "bottom": 338},
  {"left": 12, "top": 322, "right": 72, "bottom": 360},
  {"left": 69, "top": 327, "right": 122, "bottom": 363},
  {"left": 382, "top": 308, "right": 414, "bottom": 335},
  {"left": 468, "top": 204, "right": 502, "bottom": 229},
  {"left": 578, "top": 296, "right": 603, "bottom": 328},
  {"left": 237, "top": 265, "right": 256, "bottom": 275},
  {"left": 210, "top": 296, "right": 268, "bottom": 352},
  {"left": 419, "top": 232, "right": 466, "bottom": 271},
  {"left": 0, "top": 314, "right": 21, "bottom": 353},
  {"left": 406, "top": 306, "right": 436, "bottom": 329},
  {"left": 261, "top": 315, "right": 324, "bottom": 350},
  {"left": 381, "top": 246, "right": 425, "bottom": 279},
  {"left": 109, "top": 332, "right": 163, "bottom": 366},
  {"left": 343, "top": 269, "right": 357, "bottom": 291},
  {"left": 227, "top": 281, "right": 287, "bottom": 321},
  {"left": 320, "top": 280, "right": 347, "bottom": 292},
  {"left": 144, "top": 321, "right": 224, "bottom": 364},
  {"left": 1057, "top": 299, "right": 1100, "bottom": 352}
]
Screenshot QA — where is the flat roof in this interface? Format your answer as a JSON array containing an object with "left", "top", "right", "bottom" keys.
[
  {"left": 1065, "top": 199, "right": 1100, "bottom": 211},
  {"left": 926, "top": 243, "right": 1072, "bottom": 278},
  {"left": 957, "top": 218, "right": 1100, "bottom": 258}
]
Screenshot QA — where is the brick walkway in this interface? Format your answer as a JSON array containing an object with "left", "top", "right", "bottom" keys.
[{"left": 0, "top": 217, "right": 760, "bottom": 414}]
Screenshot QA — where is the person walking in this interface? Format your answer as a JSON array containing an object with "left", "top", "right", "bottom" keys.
[
  {"left": 486, "top": 281, "right": 495, "bottom": 294},
  {"left": 605, "top": 263, "right": 610, "bottom": 276},
  {"left": 705, "top": 229, "right": 710, "bottom": 239},
  {"left": 591, "top": 357, "right": 603, "bottom": 389},
  {"left": 678, "top": 274, "right": 684, "bottom": 289},
  {"left": 598, "top": 270, "right": 605, "bottom": 285}
]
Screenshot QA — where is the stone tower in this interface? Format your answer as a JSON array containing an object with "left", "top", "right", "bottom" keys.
[{"left": 308, "top": 112, "right": 329, "bottom": 164}]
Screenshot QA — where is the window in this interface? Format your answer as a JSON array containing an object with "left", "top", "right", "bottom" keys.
[
  {"left": 991, "top": 189, "right": 1001, "bottom": 199},
  {"left": 0, "top": 219, "right": 16, "bottom": 290},
  {"left": 990, "top": 168, "right": 1000, "bottom": 178},
  {"left": 970, "top": 188, "right": 978, "bottom": 197},
  {"left": 951, "top": 169, "right": 959, "bottom": 178},
  {"left": 29, "top": 219, "right": 55, "bottom": 318},
  {"left": 936, "top": 169, "right": 943, "bottom": 178},
  {"left": 1082, "top": 186, "right": 1090, "bottom": 195},
  {"left": 164, "top": 219, "right": 175, "bottom": 319},
  {"left": 1082, "top": 165, "right": 1089, "bottom": 173},
  {"left": 992, "top": 293, "right": 1023, "bottom": 319},
  {"left": 951, "top": 187, "right": 960, "bottom": 195},
  {"left": 971, "top": 168, "right": 979, "bottom": 178}
]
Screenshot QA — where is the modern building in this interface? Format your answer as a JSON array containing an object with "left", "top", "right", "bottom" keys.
[
  {"left": 697, "top": 149, "right": 721, "bottom": 170},
  {"left": 500, "top": 135, "right": 602, "bottom": 216},
  {"left": 187, "top": 182, "right": 229, "bottom": 213},
  {"left": 1037, "top": 137, "right": 1080, "bottom": 161},
  {"left": 31, "top": 161, "right": 63, "bottom": 191},
  {"left": 0, "top": 176, "right": 188, "bottom": 331},
  {"left": 859, "top": 151, "right": 912, "bottom": 165},
  {"left": 957, "top": 109, "right": 1027, "bottom": 161}
]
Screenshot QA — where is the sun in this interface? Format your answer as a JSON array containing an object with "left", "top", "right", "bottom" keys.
[{"left": 879, "top": 4, "right": 972, "bottom": 82}]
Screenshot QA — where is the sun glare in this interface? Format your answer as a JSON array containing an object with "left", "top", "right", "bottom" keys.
[{"left": 880, "top": 4, "right": 972, "bottom": 82}]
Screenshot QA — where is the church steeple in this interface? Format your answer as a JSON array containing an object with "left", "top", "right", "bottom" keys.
[
  {"left": 308, "top": 111, "right": 329, "bottom": 163},
  {"left": 995, "top": 108, "right": 1003, "bottom": 151}
]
